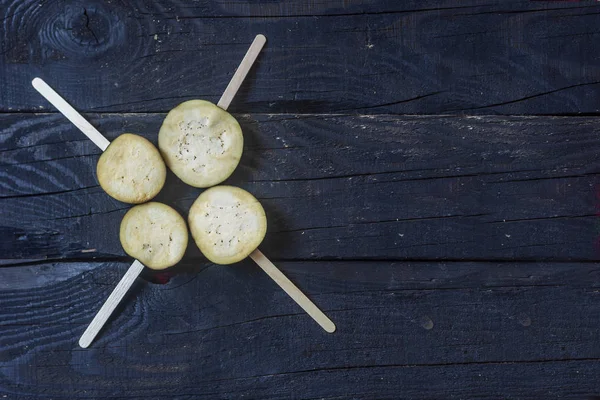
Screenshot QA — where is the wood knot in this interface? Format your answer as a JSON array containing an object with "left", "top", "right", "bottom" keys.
[
  {"left": 38, "top": 3, "right": 126, "bottom": 59},
  {"left": 69, "top": 7, "right": 107, "bottom": 47}
]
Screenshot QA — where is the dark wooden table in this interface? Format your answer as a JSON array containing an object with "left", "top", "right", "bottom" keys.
[{"left": 1, "top": 1, "right": 600, "bottom": 398}]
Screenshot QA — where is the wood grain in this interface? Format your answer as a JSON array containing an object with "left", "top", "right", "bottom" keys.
[
  {"left": 0, "top": 259, "right": 598, "bottom": 398},
  {"left": 1, "top": 113, "right": 599, "bottom": 262},
  {"left": 1, "top": 0, "right": 599, "bottom": 114},
  {"left": 3, "top": 2, "right": 600, "bottom": 397}
]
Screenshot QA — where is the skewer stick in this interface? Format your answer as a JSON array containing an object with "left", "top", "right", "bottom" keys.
[
  {"left": 217, "top": 34, "right": 266, "bottom": 110},
  {"left": 32, "top": 77, "right": 146, "bottom": 348},
  {"left": 216, "top": 35, "right": 336, "bottom": 333},
  {"left": 250, "top": 249, "right": 336, "bottom": 333},
  {"left": 32, "top": 78, "right": 110, "bottom": 151},
  {"left": 79, "top": 260, "right": 145, "bottom": 348}
]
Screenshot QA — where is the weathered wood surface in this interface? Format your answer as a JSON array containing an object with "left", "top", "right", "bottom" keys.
[
  {"left": 2, "top": 113, "right": 600, "bottom": 263},
  {"left": 2, "top": 0, "right": 600, "bottom": 398},
  {"left": 1, "top": 0, "right": 600, "bottom": 114},
  {"left": 0, "top": 260, "right": 599, "bottom": 399}
]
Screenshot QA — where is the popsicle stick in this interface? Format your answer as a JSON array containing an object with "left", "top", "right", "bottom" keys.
[
  {"left": 79, "top": 260, "right": 145, "bottom": 348},
  {"left": 217, "top": 34, "right": 266, "bottom": 110},
  {"left": 31, "top": 77, "right": 110, "bottom": 151},
  {"left": 30, "top": 78, "right": 148, "bottom": 347},
  {"left": 250, "top": 249, "right": 336, "bottom": 333},
  {"left": 215, "top": 35, "right": 334, "bottom": 333}
]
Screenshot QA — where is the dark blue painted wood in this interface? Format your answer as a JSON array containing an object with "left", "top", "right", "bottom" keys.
[
  {"left": 2, "top": 1, "right": 600, "bottom": 398},
  {"left": 1, "top": 0, "right": 599, "bottom": 114},
  {"left": 2, "top": 113, "right": 600, "bottom": 263},
  {"left": 0, "top": 260, "right": 599, "bottom": 398}
]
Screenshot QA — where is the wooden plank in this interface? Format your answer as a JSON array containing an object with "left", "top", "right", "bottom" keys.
[
  {"left": 1, "top": 113, "right": 599, "bottom": 262},
  {"left": 0, "top": 260, "right": 598, "bottom": 398},
  {"left": 1, "top": 1, "right": 600, "bottom": 114}
]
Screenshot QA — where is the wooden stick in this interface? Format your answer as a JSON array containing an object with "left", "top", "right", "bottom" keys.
[
  {"left": 217, "top": 34, "right": 266, "bottom": 110},
  {"left": 31, "top": 78, "right": 110, "bottom": 151},
  {"left": 31, "top": 78, "right": 148, "bottom": 347},
  {"left": 79, "top": 260, "right": 145, "bottom": 348},
  {"left": 216, "top": 35, "right": 335, "bottom": 333},
  {"left": 250, "top": 249, "right": 336, "bottom": 333}
]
